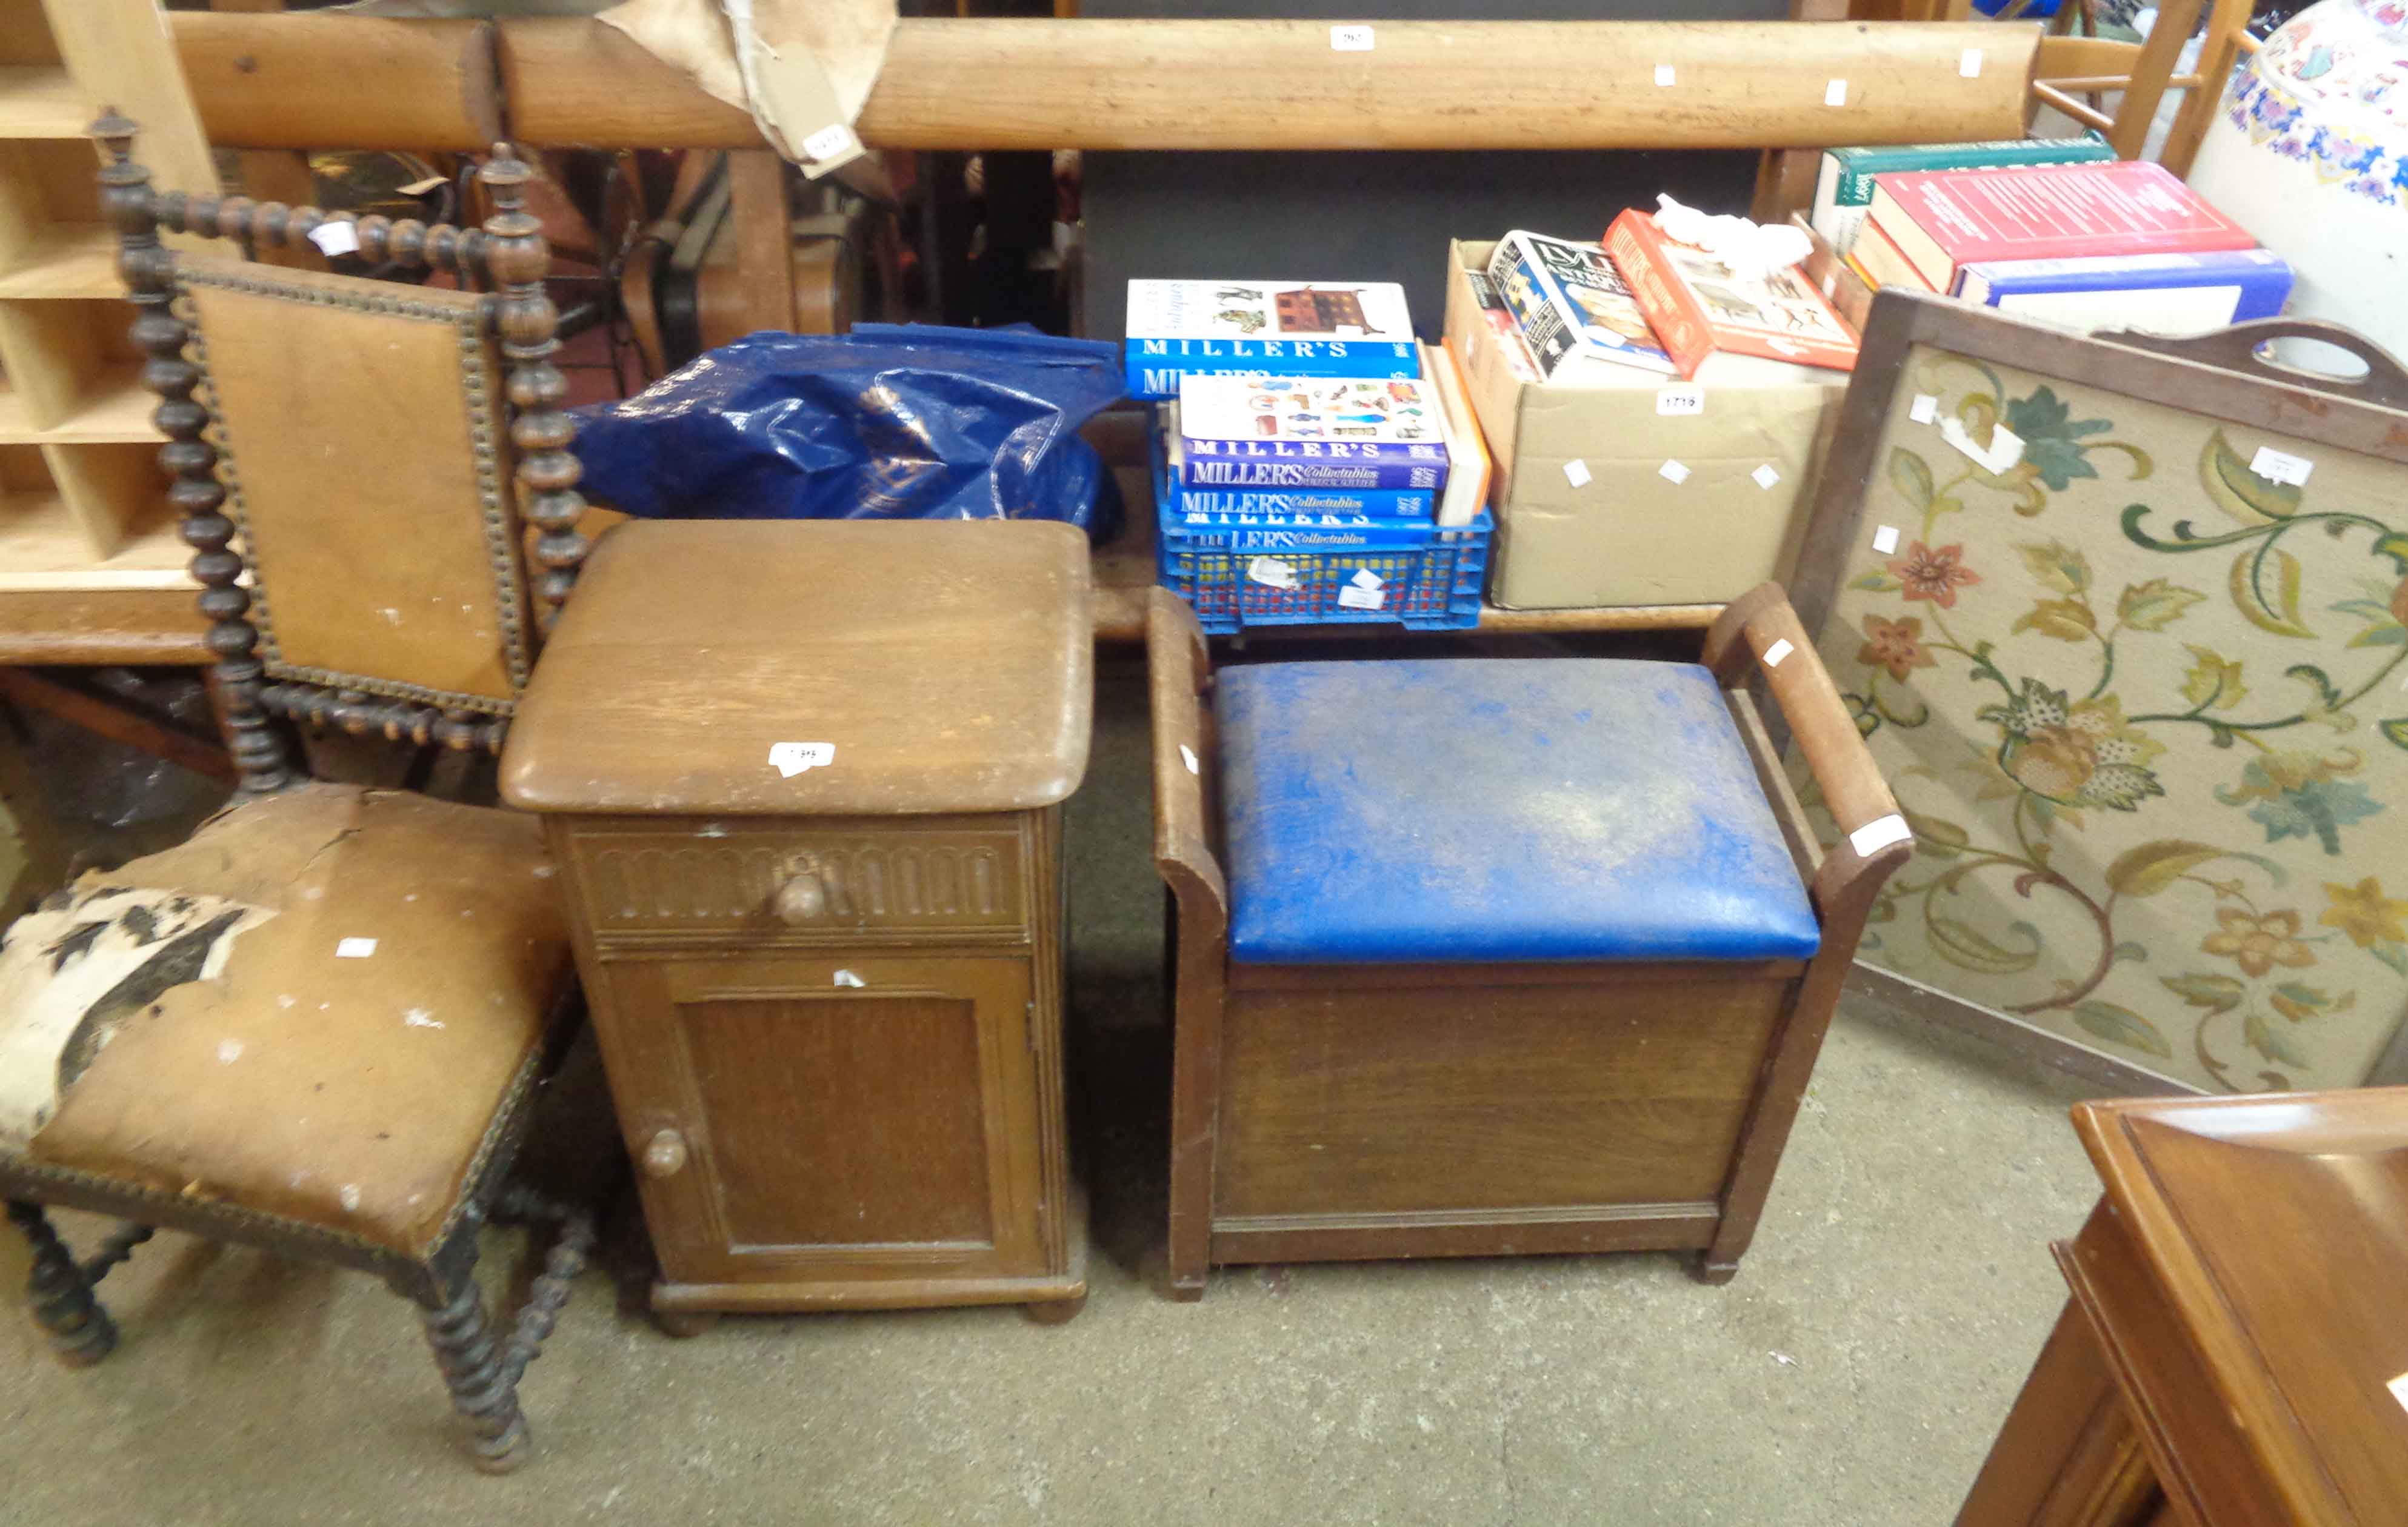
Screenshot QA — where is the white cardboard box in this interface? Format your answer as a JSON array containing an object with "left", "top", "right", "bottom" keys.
[{"left": 1445, "top": 239, "right": 1846, "bottom": 609}]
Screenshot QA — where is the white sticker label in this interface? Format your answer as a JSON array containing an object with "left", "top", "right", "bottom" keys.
[
  {"left": 1849, "top": 813, "right": 1913, "bottom": 857},
  {"left": 768, "top": 740, "right": 836, "bottom": 778},
  {"left": 802, "top": 122, "right": 859, "bottom": 162},
  {"left": 1179, "top": 744, "right": 1199, "bottom": 775},
  {"left": 309, "top": 219, "right": 361, "bottom": 256},
  {"left": 1872, "top": 524, "right": 1901, "bottom": 554},
  {"left": 1563, "top": 458, "right": 1593, "bottom": 488},
  {"left": 1337, "top": 584, "right": 1386, "bottom": 610},
  {"left": 1752, "top": 464, "right": 1782, "bottom": 490},
  {"left": 1959, "top": 48, "right": 1983, "bottom": 78},
  {"left": 1246, "top": 556, "right": 1300, "bottom": 590},
  {"left": 1761, "top": 637, "right": 1795, "bottom": 669},
  {"left": 1909, "top": 393, "right": 1939, "bottom": 425},
  {"left": 1659, "top": 459, "right": 1691, "bottom": 485},
  {"left": 1653, "top": 63, "right": 1676, "bottom": 87},
  {"left": 1330, "top": 23, "right": 1373, "bottom": 50},
  {"left": 1655, "top": 384, "right": 1705, "bottom": 418},
  {"left": 1824, "top": 78, "right": 1849, "bottom": 107},
  {"left": 1349, "top": 567, "right": 1384, "bottom": 591},
  {"left": 1821, "top": 270, "right": 1837, "bottom": 298},
  {"left": 1941, "top": 416, "right": 2026, "bottom": 474},
  {"left": 2389, "top": 1371, "right": 2408, "bottom": 1412},
  {"left": 2249, "top": 445, "right": 2314, "bottom": 487},
  {"left": 335, "top": 937, "right": 378, "bottom": 959},
  {"left": 832, "top": 969, "right": 866, "bottom": 988}
]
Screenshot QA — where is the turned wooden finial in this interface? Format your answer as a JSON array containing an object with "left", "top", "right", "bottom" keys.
[{"left": 477, "top": 143, "right": 588, "bottom": 633}]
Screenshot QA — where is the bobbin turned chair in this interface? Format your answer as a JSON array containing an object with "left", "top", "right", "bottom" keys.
[
  {"left": 1148, "top": 584, "right": 1912, "bottom": 1299},
  {"left": 0, "top": 117, "right": 596, "bottom": 1472}
]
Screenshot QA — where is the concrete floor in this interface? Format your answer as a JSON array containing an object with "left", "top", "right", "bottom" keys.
[{"left": 0, "top": 671, "right": 2107, "bottom": 1526}]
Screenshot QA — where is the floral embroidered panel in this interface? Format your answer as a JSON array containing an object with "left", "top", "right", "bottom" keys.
[{"left": 1800, "top": 343, "right": 2408, "bottom": 1093}]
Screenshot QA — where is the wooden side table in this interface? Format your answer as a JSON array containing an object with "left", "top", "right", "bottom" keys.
[
  {"left": 1957, "top": 1086, "right": 2408, "bottom": 1526},
  {"left": 499, "top": 520, "right": 1094, "bottom": 1327}
]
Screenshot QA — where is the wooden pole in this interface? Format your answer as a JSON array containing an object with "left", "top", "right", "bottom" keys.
[
  {"left": 172, "top": 13, "right": 503, "bottom": 151},
  {"left": 171, "top": 13, "right": 2038, "bottom": 153}
]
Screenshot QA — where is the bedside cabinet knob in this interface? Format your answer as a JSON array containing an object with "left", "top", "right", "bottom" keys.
[
  {"left": 773, "top": 870, "right": 827, "bottom": 925},
  {"left": 641, "top": 1129, "right": 689, "bottom": 1179}
]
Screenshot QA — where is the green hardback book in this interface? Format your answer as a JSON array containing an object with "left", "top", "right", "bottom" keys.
[{"left": 1811, "top": 134, "right": 2113, "bottom": 255}]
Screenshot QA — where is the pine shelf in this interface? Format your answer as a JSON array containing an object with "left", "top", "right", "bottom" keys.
[
  {"left": 0, "top": 224, "right": 122, "bottom": 300},
  {"left": 0, "top": 66, "right": 84, "bottom": 139},
  {"left": 0, "top": 487, "right": 190, "bottom": 591},
  {"left": 33, "top": 373, "right": 157, "bottom": 444},
  {"left": 0, "top": 1, "right": 212, "bottom": 617}
]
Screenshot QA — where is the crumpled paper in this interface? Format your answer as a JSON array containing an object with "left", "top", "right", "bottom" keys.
[
  {"left": 598, "top": 0, "right": 895, "bottom": 177},
  {"left": 1653, "top": 193, "right": 1813, "bottom": 286}
]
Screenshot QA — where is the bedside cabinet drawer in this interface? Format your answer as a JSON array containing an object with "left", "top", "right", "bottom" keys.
[{"left": 558, "top": 816, "right": 1034, "bottom": 945}]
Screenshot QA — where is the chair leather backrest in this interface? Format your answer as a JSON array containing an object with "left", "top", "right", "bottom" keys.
[{"left": 180, "top": 264, "right": 532, "bottom": 716}]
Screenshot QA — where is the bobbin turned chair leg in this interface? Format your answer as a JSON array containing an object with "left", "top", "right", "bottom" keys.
[
  {"left": 8, "top": 1200, "right": 119, "bottom": 1368},
  {"left": 416, "top": 1188, "right": 595, "bottom": 1474},
  {"left": 419, "top": 1272, "right": 531, "bottom": 1474}
]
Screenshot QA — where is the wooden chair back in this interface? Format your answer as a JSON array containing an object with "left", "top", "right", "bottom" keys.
[
  {"left": 2028, "top": 0, "right": 2256, "bottom": 176},
  {"left": 94, "top": 115, "right": 592, "bottom": 794}
]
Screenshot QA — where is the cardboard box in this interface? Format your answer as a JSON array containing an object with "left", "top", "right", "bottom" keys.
[{"left": 1445, "top": 239, "right": 1846, "bottom": 610}]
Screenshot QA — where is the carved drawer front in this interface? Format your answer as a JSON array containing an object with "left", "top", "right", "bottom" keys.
[{"left": 565, "top": 817, "right": 1029, "bottom": 943}]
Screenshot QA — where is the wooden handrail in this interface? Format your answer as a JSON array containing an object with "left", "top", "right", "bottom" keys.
[{"left": 170, "top": 13, "right": 2038, "bottom": 152}]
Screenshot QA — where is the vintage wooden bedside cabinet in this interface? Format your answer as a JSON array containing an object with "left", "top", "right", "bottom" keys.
[{"left": 499, "top": 519, "right": 1093, "bottom": 1328}]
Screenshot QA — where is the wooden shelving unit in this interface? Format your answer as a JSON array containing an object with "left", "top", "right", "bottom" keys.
[{"left": 0, "top": 0, "right": 214, "bottom": 618}]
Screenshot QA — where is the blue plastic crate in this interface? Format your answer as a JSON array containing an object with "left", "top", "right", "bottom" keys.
[{"left": 1155, "top": 496, "right": 1491, "bottom": 634}]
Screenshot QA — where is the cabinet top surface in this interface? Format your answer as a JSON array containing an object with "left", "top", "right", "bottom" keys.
[
  {"left": 2073, "top": 1086, "right": 2408, "bottom": 1522},
  {"left": 500, "top": 521, "right": 1094, "bottom": 816}
]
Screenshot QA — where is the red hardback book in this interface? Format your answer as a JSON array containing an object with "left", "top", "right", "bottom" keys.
[
  {"left": 1603, "top": 208, "right": 1860, "bottom": 378},
  {"left": 1866, "top": 159, "right": 2256, "bottom": 294},
  {"left": 1849, "top": 219, "right": 1939, "bottom": 294}
]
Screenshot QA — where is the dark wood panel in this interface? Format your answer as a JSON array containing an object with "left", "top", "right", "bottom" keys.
[
  {"left": 679, "top": 993, "right": 995, "bottom": 1249},
  {"left": 1216, "top": 973, "right": 1786, "bottom": 1217},
  {"left": 1955, "top": 1294, "right": 2160, "bottom": 1527},
  {"left": 589, "top": 951, "right": 1042, "bottom": 1286},
  {"left": 2058, "top": 1211, "right": 2294, "bottom": 1527},
  {"left": 1212, "top": 1202, "right": 1718, "bottom": 1266}
]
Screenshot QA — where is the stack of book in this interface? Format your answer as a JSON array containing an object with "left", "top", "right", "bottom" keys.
[
  {"left": 1478, "top": 224, "right": 1861, "bottom": 386},
  {"left": 1159, "top": 368, "right": 1484, "bottom": 530},
  {"left": 1129, "top": 281, "right": 1493, "bottom": 629},
  {"left": 1843, "top": 158, "right": 2292, "bottom": 333},
  {"left": 1808, "top": 135, "right": 2118, "bottom": 256},
  {"left": 1121, "top": 279, "right": 1421, "bottom": 399}
]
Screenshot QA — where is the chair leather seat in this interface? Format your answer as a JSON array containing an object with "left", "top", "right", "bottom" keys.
[
  {"left": 0, "top": 783, "right": 575, "bottom": 1260},
  {"left": 1216, "top": 658, "right": 1822, "bottom": 965}
]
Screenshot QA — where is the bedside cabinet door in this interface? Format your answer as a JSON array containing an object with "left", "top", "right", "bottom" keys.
[{"left": 593, "top": 953, "right": 1047, "bottom": 1286}]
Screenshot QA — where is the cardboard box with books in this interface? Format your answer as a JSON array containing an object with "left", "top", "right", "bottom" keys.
[{"left": 1444, "top": 238, "right": 1844, "bottom": 610}]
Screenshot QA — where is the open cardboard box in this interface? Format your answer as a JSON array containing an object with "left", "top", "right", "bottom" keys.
[{"left": 1444, "top": 239, "right": 1847, "bottom": 610}]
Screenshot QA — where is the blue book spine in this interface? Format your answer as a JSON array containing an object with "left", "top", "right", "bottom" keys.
[
  {"left": 1124, "top": 338, "right": 1421, "bottom": 399},
  {"left": 1166, "top": 482, "right": 1434, "bottom": 522},
  {"left": 1178, "top": 444, "right": 1447, "bottom": 492},
  {"left": 1959, "top": 250, "right": 2294, "bottom": 322}
]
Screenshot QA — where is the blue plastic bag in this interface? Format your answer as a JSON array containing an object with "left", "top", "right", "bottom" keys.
[{"left": 570, "top": 324, "right": 1126, "bottom": 539}]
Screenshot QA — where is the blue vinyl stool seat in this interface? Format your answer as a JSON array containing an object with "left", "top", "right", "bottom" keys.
[{"left": 1216, "top": 657, "right": 1821, "bottom": 965}]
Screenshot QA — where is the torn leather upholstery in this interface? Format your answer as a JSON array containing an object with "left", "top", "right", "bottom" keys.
[{"left": 0, "top": 783, "right": 575, "bottom": 1260}]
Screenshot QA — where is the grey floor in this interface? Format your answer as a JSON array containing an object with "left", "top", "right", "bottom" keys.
[{"left": 0, "top": 670, "right": 2106, "bottom": 1526}]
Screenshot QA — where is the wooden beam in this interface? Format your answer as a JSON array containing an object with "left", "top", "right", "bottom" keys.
[
  {"left": 176, "top": 14, "right": 2038, "bottom": 152},
  {"left": 172, "top": 13, "right": 502, "bottom": 150},
  {"left": 0, "top": 669, "right": 235, "bottom": 783},
  {"left": 535, "top": 18, "right": 2039, "bottom": 151}
]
